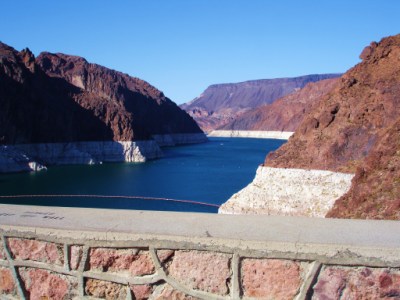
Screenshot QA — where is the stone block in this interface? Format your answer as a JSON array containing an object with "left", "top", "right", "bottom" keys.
[
  {"left": 89, "top": 248, "right": 155, "bottom": 276},
  {"left": 69, "top": 245, "right": 83, "bottom": 270},
  {"left": 157, "top": 249, "right": 175, "bottom": 263},
  {"left": 0, "top": 267, "right": 16, "bottom": 296},
  {"left": 19, "top": 267, "right": 78, "bottom": 299},
  {"left": 167, "top": 250, "right": 231, "bottom": 296},
  {"left": 241, "top": 258, "right": 302, "bottom": 299},
  {"left": 8, "top": 238, "right": 64, "bottom": 265},
  {"left": 154, "top": 284, "right": 199, "bottom": 300},
  {"left": 312, "top": 266, "right": 400, "bottom": 299},
  {"left": 85, "top": 278, "right": 127, "bottom": 299},
  {"left": 130, "top": 284, "right": 153, "bottom": 300}
]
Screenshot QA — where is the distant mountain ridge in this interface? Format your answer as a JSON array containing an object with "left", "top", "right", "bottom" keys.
[
  {"left": 218, "top": 78, "right": 339, "bottom": 132},
  {"left": 181, "top": 74, "right": 341, "bottom": 132}
]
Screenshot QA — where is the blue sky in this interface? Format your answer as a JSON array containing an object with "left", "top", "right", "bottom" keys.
[{"left": 1, "top": 1, "right": 399, "bottom": 104}]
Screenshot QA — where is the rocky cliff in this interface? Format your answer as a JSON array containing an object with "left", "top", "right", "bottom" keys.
[
  {"left": 218, "top": 78, "right": 339, "bottom": 132},
  {"left": 181, "top": 74, "right": 341, "bottom": 132},
  {"left": 221, "top": 34, "right": 400, "bottom": 220},
  {"left": 266, "top": 36, "right": 400, "bottom": 173},
  {"left": 36, "top": 52, "right": 204, "bottom": 140},
  {"left": 0, "top": 42, "right": 206, "bottom": 172}
]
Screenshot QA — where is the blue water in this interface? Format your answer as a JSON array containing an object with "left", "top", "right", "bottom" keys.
[{"left": 0, "top": 138, "right": 285, "bottom": 213}]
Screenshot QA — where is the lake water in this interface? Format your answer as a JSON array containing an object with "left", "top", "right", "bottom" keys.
[{"left": 0, "top": 137, "right": 285, "bottom": 213}]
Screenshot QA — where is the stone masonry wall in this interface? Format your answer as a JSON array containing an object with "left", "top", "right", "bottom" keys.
[{"left": 1, "top": 233, "right": 399, "bottom": 300}]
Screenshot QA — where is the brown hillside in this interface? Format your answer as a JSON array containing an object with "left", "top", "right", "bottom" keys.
[
  {"left": 219, "top": 78, "right": 339, "bottom": 132},
  {"left": 0, "top": 42, "right": 203, "bottom": 145},
  {"left": 266, "top": 35, "right": 400, "bottom": 172},
  {"left": 264, "top": 34, "right": 400, "bottom": 219},
  {"left": 327, "top": 118, "right": 400, "bottom": 219}
]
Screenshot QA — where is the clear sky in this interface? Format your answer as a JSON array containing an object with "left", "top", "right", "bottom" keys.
[{"left": 1, "top": 1, "right": 399, "bottom": 104}]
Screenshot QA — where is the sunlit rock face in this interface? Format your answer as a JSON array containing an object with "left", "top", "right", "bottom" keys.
[{"left": 220, "top": 34, "right": 400, "bottom": 220}]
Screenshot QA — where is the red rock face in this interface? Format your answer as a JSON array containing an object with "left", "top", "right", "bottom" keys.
[
  {"left": 156, "top": 249, "right": 175, "bottom": 263},
  {"left": 0, "top": 267, "right": 15, "bottom": 295},
  {"left": 313, "top": 267, "right": 400, "bottom": 299},
  {"left": 8, "top": 238, "right": 64, "bottom": 265},
  {"left": 167, "top": 250, "right": 231, "bottom": 295},
  {"left": 327, "top": 118, "right": 400, "bottom": 219},
  {"left": 89, "top": 248, "right": 155, "bottom": 276},
  {"left": 219, "top": 78, "right": 339, "bottom": 132},
  {"left": 130, "top": 284, "right": 153, "bottom": 300},
  {"left": 19, "top": 268, "right": 78, "bottom": 299},
  {"left": 264, "top": 34, "right": 400, "bottom": 219},
  {"left": 0, "top": 42, "right": 203, "bottom": 145},
  {"left": 181, "top": 74, "right": 340, "bottom": 132},
  {"left": 241, "top": 259, "right": 303, "bottom": 299},
  {"left": 266, "top": 35, "right": 400, "bottom": 172}
]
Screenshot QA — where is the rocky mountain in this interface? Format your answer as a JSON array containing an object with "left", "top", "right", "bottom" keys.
[
  {"left": 220, "top": 34, "right": 400, "bottom": 220},
  {"left": 180, "top": 74, "right": 341, "bottom": 132},
  {"left": 36, "top": 52, "right": 204, "bottom": 141},
  {"left": 266, "top": 36, "right": 400, "bottom": 173},
  {"left": 0, "top": 42, "right": 206, "bottom": 172},
  {"left": 218, "top": 78, "right": 339, "bottom": 132}
]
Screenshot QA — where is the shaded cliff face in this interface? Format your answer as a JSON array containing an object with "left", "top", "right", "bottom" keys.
[
  {"left": 264, "top": 34, "right": 400, "bottom": 219},
  {"left": 219, "top": 78, "right": 339, "bottom": 132},
  {"left": 0, "top": 42, "right": 203, "bottom": 145},
  {"left": 0, "top": 43, "right": 115, "bottom": 144},
  {"left": 180, "top": 74, "right": 341, "bottom": 132},
  {"left": 36, "top": 52, "right": 203, "bottom": 138}
]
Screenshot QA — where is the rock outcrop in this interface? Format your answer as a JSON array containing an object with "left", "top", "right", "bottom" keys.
[
  {"left": 0, "top": 42, "right": 206, "bottom": 172},
  {"left": 181, "top": 74, "right": 341, "bottom": 132},
  {"left": 220, "top": 34, "right": 400, "bottom": 219}
]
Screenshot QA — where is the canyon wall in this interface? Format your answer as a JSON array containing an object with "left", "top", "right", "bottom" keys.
[
  {"left": 221, "top": 34, "right": 400, "bottom": 219},
  {"left": 0, "top": 42, "right": 206, "bottom": 172}
]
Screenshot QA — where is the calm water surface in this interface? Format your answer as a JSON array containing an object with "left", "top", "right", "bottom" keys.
[{"left": 0, "top": 137, "right": 285, "bottom": 213}]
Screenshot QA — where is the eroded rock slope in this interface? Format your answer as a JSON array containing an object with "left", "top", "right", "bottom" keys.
[{"left": 221, "top": 34, "right": 400, "bottom": 219}]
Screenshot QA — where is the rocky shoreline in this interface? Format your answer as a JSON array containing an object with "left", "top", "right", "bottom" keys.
[
  {"left": 219, "top": 35, "right": 400, "bottom": 220},
  {"left": 0, "top": 42, "right": 208, "bottom": 174},
  {"left": 0, "top": 133, "right": 207, "bottom": 173},
  {"left": 0, "top": 140, "right": 162, "bottom": 173},
  {"left": 208, "top": 130, "right": 293, "bottom": 140},
  {"left": 219, "top": 166, "right": 354, "bottom": 217}
]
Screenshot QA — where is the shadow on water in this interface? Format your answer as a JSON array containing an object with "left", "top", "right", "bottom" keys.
[{"left": 0, "top": 137, "right": 286, "bottom": 213}]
